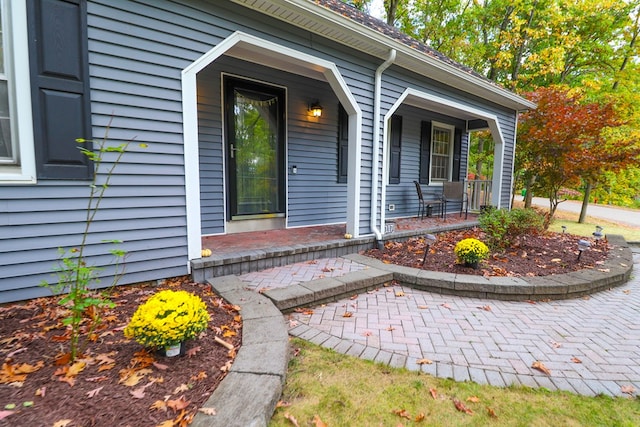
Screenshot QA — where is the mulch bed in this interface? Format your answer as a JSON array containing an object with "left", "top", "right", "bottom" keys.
[
  {"left": 365, "top": 228, "right": 610, "bottom": 277},
  {"left": 0, "top": 276, "right": 241, "bottom": 427}
]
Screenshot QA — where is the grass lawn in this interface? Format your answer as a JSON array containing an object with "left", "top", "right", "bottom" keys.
[
  {"left": 270, "top": 339, "right": 640, "bottom": 426},
  {"left": 549, "top": 210, "right": 640, "bottom": 242}
]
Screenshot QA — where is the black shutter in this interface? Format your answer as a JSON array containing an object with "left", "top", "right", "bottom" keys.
[
  {"left": 419, "top": 121, "right": 431, "bottom": 184},
  {"left": 337, "top": 104, "right": 348, "bottom": 183},
  {"left": 28, "top": 0, "right": 93, "bottom": 179},
  {"left": 389, "top": 115, "right": 402, "bottom": 184},
  {"left": 452, "top": 128, "right": 462, "bottom": 181}
]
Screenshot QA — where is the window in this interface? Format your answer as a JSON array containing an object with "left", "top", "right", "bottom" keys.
[
  {"left": 388, "top": 115, "right": 402, "bottom": 184},
  {"left": 431, "top": 124, "right": 453, "bottom": 181},
  {"left": 420, "top": 121, "right": 462, "bottom": 184},
  {"left": 0, "top": 0, "right": 36, "bottom": 183}
]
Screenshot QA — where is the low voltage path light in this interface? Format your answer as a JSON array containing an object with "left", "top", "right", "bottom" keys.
[
  {"left": 422, "top": 234, "right": 437, "bottom": 266},
  {"left": 561, "top": 225, "right": 567, "bottom": 233},
  {"left": 593, "top": 226, "right": 604, "bottom": 244},
  {"left": 577, "top": 239, "right": 591, "bottom": 261}
]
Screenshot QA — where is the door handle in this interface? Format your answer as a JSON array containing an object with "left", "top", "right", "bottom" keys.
[{"left": 230, "top": 144, "right": 238, "bottom": 159}]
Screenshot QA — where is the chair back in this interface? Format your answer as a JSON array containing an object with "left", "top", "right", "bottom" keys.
[
  {"left": 413, "top": 181, "right": 424, "bottom": 201},
  {"left": 443, "top": 181, "right": 465, "bottom": 201}
]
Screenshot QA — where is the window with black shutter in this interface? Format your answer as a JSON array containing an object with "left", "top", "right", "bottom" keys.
[
  {"left": 388, "top": 115, "right": 402, "bottom": 184},
  {"left": 27, "top": 0, "right": 93, "bottom": 180}
]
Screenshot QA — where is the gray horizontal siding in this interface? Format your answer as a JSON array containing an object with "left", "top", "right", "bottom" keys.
[{"left": 1, "top": 0, "right": 520, "bottom": 302}]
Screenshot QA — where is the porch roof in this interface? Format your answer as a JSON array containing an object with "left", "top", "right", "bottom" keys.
[{"left": 230, "top": 0, "right": 536, "bottom": 112}]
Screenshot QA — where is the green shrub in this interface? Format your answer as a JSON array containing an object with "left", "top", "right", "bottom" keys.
[{"left": 479, "top": 208, "right": 546, "bottom": 250}]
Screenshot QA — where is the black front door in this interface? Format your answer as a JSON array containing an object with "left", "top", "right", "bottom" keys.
[{"left": 224, "top": 77, "right": 285, "bottom": 219}]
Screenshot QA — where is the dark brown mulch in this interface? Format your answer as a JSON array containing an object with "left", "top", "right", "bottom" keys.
[
  {"left": 365, "top": 228, "right": 610, "bottom": 277},
  {"left": 0, "top": 277, "right": 241, "bottom": 427}
]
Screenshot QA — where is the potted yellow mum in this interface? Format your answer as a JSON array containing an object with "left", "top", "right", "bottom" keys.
[
  {"left": 124, "top": 289, "right": 210, "bottom": 357},
  {"left": 454, "top": 238, "right": 489, "bottom": 269}
]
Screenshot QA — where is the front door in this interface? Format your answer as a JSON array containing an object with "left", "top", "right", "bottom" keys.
[{"left": 224, "top": 77, "right": 286, "bottom": 221}]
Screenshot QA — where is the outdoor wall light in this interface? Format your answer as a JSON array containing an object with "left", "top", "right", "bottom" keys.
[
  {"left": 592, "top": 226, "right": 604, "bottom": 243},
  {"left": 308, "top": 101, "right": 323, "bottom": 117},
  {"left": 422, "top": 234, "right": 437, "bottom": 266},
  {"left": 577, "top": 239, "right": 591, "bottom": 260}
]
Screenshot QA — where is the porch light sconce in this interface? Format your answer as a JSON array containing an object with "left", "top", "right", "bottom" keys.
[
  {"left": 422, "top": 234, "right": 437, "bottom": 267},
  {"left": 577, "top": 239, "right": 591, "bottom": 261},
  {"left": 308, "top": 101, "right": 323, "bottom": 117}
]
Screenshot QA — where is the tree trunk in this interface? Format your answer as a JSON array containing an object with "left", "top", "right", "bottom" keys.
[
  {"left": 578, "top": 181, "right": 592, "bottom": 224},
  {"left": 524, "top": 176, "right": 534, "bottom": 208}
]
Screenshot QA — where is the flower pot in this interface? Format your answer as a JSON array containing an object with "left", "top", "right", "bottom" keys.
[{"left": 160, "top": 342, "right": 186, "bottom": 357}]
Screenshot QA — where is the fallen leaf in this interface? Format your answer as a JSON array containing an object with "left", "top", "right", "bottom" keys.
[
  {"left": 571, "top": 357, "right": 582, "bottom": 364},
  {"left": 67, "top": 361, "right": 86, "bottom": 377},
  {"left": 130, "top": 387, "right": 147, "bottom": 399},
  {"left": 342, "top": 312, "right": 353, "bottom": 318},
  {"left": 153, "top": 362, "right": 169, "bottom": 371},
  {"left": 395, "top": 291, "right": 405, "bottom": 297},
  {"left": 452, "top": 398, "right": 473, "bottom": 415},
  {"left": 35, "top": 387, "right": 46, "bottom": 397},
  {"left": 550, "top": 341, "right": 562, "bottom": 348},
  {"left": 441, "top": 303, "right": 451, "bottom": 310},
  {"left": 623, "top": 289, "right": 631, "bottom": 295},
  {"left": 0, "top": 411, "right": 13, "bottom": 421},
  {"left": 467, "top": 396, "right": 480, "bottom": 403},
  {"left": 532, "top": 361, "right": 551, "bottom": 375},
  {"left": 86, "top": 386, "right": 103, "bottom": 398},
  {"left": 173, "top": 384, "right": 190, "bottom": 394},
  {"left": 487, "top": 407, "right": 498, "bottom": 418},
  {"left": 392, "top": 408, "right": 411, "bottom": 419},
  {"left": 155, "top": 421, "right": 173, "bottom": 427},
  {"left": 85, "top": 376, "right": 109, "bottom": 382},
  {"left": 149, "top": 400, "right": 167, "bottom": 412},
  {"left": 350, "top": 294, "right": 358, "bottom": 300},
  {"left": 53, "top": 420, "right": 73, "bottom": 427},
  {"left": 415, "top": 412, "right": 425, "bottom": 422},
  {"left": 478, "top": 305, "right": 492, "bottom": 311},
  {"left": 313, "top": 414, "right": 328, "bottom": 427},
  {"left": 198, "top": 407, "right": 217, "bottom": 416},
  {"left": 386, "top": 326, "right": 396, "bottom": 331},
  {"left": 362, "top": 331, "right": 373, "bottom": 337},
  {"left": 621, "top": 385, "right": 636, "bottom": 395},
  {"left": 167, "top": 396, "right": 190, "bottom": 411},
  {"left": 284, "top": 412, "right": 300, "bottom": 427},
  {"left": 276, "top": 400, "right": 292, "bottom": 408},
  {"left": 418, "top": 305, "right": 428, "bottom": 309},
  {"left": 187, "top": 346, "right": 201, "bottom": 358},
  {"left": 429, "top": 388, "right": 438, "bottom": 399},
  {"left": 416, "top": 358, "right": 433, "bottom": 365}
]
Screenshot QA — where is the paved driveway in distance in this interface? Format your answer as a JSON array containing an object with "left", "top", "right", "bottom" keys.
[{"left": 530, "top": 197, "right": 640, "bottom": 229}]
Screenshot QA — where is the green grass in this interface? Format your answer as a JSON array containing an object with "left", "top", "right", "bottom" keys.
[
  {"left": 270, "top": 339, "right": 640, "bottom": 427},
  {"left": 549, "top": 210, "right": 640, "bottom": 242}
]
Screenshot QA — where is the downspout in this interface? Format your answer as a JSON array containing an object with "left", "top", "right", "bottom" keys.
[{"left": 370, "top": 49, "right": 396, "bottom": 243}]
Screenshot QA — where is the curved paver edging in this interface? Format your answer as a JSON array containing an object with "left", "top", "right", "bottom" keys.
[
  {"left": 191, "top": 276, "right": 289, "bottom": 427},
  {"left": 263, "top": 234, "right": 634, "bottom": 311}
]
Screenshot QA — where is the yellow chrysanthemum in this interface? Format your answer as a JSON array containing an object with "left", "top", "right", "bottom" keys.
[{"left": 123, "top": 290, "right": 210, "bottom": 348}]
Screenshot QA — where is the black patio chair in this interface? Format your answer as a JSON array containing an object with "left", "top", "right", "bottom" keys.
[
  {"left": 414, "top": 181, "right": 443, "bottom": 219},
  {"left": 442, "top": 181, "right": 468, "bottom": 219}
]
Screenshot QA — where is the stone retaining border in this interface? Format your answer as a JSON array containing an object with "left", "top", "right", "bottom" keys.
[{"left": 263, "top": 234, "right": 633, "bottom": 310}]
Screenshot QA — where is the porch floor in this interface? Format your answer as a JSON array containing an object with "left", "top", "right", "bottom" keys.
[
  {"left": 193, "top": 213, "right": 479, "bottom": 282},
  {"left": 201, "top": 214, "right": 478, "bottom": 256}
]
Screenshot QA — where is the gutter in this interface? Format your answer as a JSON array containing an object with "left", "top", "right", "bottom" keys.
[{"left": 370, "top": 49, "right": 396, "bottom": 242}]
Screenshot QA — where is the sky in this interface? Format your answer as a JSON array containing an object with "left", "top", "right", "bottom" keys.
[{"left": 369, "top": 0, "right": 385, "bottom": 20}]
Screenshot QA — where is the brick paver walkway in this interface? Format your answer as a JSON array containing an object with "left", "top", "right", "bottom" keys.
[
  {"left": 241, "top": 250, "right": 640, "bottom": 397},
  {"left": 239, "top": 257, "right": 367, "bottom": 292}
]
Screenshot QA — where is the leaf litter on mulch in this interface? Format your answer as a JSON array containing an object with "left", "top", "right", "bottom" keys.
[
  {"left": 0, "top": 276, "right": 241, "bottom": 427},
  {"left": 365, "top": 228, "right": 610, "bottom": 277}
]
